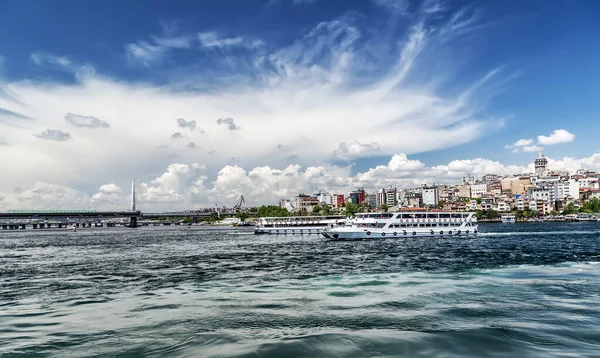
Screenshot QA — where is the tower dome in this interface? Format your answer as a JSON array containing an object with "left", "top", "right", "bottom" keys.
[{"left": 534, "top": 148, "right": 548, "bottom": 176}]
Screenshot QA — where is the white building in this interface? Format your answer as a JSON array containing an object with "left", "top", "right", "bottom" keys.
[
  {"left": 422, "top": 187, "right": 439, "bottom": 207},
  {"left": 376, "top": 188, "right": 386, "bottom": 207},
  {"left": 529, "top": 187, "right": 553, "bottom": 203},
  {"left": 496, "top": 201, "right": 511, "bottom": 212},
  {"left": 466, "top": 200, "right": 476, "bottom": 211},
  {"left": 314, "top": 191, "right": 333, "bottom": 206},
  {"left": 553, "top": 182, "right": 571, "bottom": 201},
  {"left": 470, "top": 184, "right": 489, "bottom": 198}
]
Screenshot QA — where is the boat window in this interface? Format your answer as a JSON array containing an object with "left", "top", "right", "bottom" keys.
[
  {"left": 415, "top": 214, "right": 426, "bottom": 218},
  {"left": 426, "top": 213, "right": 439, "bottom": 218}
]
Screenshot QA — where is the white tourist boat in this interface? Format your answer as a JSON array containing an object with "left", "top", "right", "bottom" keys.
[
  {"left": 254, "top": 215, "right": 347, "bottom": 235},
  {"left": 501, "top": 214, "right": 516, "bottom": 223},
  {"left": 321, "top": 211, "right": 478, "bottom": 240}
]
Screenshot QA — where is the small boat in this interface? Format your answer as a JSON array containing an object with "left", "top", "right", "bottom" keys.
[
  {"left": 321, "top": 211, "right": 477, "bottom": 240},
  {"left": 501, "top": 214, "right": 516, "bottom": 223}
]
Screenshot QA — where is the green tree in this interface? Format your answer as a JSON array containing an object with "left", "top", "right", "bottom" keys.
[
  {"left": 581, "top": 198, "right": 600, "bottom": 213},
  {"left": 312, "top": 205, "right": 322, "bottom": 215},
  {"left": 562, "top": 202, "right": 577, "bottom": 215},
  {"left": 381, "top": 203, "right": 389, "bottom": 212},
  {"left": 322, "top": 205, "right": 333, "bottom": 215},
  {"left": 344, "top": 203, "right": 360, "bottom": 217},
  {"left": 236, "top": 212, "right": 249, "bottom": 222},
  {"left": 256, "top": 205, "right": 290, "bottom": 217},
  {"left": 485, "top": 209, "right": 501, "bottom": 220}
]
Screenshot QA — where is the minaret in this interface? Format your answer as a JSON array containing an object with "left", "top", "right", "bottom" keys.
[{"left": 131, "top": 179, "right": 136, "bottom": 212}]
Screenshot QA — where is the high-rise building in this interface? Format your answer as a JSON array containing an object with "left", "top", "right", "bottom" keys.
[
  {"left": 422, "top": 187, "right": 439, "bottom": 207},
  {"left": 376, "top": 188, "right": 386, "bottom": 207},
  {"left": 332, "top": 194, "right": 345, "bottom": 208},
  {"left": 385, "top": 188, "right": 397, "bottom": 206},
  {"left": 349, "top": 189, "right": 366, "bottom": 204}
]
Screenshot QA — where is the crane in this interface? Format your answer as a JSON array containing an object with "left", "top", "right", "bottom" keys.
[{"left": 233, "top": 195, "right": 245, "bottom": 212}]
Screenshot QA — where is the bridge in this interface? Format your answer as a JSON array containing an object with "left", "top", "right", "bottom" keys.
[{"left": 0, "top": 180, "right": 242, "bottom": 230}]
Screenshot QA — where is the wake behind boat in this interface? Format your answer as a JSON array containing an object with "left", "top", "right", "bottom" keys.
[
  {"left": 254, "top": 215, "right": 346, "bottom": 235},
  {"left": 321, "top": 210, "right": 478, "bottom": 240}
]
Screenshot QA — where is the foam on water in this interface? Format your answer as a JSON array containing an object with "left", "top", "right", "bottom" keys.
[{"left": 1, "top": 222, "right": 600, "bottom": 357}]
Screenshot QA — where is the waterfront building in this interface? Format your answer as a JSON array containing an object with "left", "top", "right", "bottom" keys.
[
  {"left": 376, "top": 188, "right": 386, "bottom": 208},
  {"left": 367, "top": 194, "right": 377, "bottom": 208},
  {"left": 332, "top": 194, "right": 345, "bottom": 208},
  {"left": 385, "top": 188, "right": 398, "bottom": 206},
  {"left": 349, "top": 189, "right": 366, "bottom": 205},
  {"left": 422, "top": 187, "right": 439, "bottom": 207},
  {"left": 294, "top": 194, "right": 319, "bottom": 213},
  {"left": 314, "top": 191, "right": 333, "bottom": 206},
  {"left": 279, "top": 199, "right": 294, "bottom": 211}
]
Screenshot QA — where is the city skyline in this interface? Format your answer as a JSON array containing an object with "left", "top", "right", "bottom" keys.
[{"left": 1, "top": 0, "right": 600, "bottom": 211}]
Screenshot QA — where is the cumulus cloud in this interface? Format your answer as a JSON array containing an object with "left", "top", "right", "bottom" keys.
[
  {"left": 333, "top": 141, "right": 381, "bottom": 160},
  {"left": 507, "top": 129, "right": 575, "bottom": 152},
  {"left": 538, "top": 129, "right": 575, "bottom": 145},
  {"left": 522, "top": 145, "right": 541, "bottom": 153},
  {"left": 34, "top": 129, "right": 71, "bottom": 141},
  {"left": 65, "top": 112, "right": 110, "bottom": 129},
  {"left": 2, "top": 151, "right": 600, "bottom": 211},
  {"left": 187, "top": 142, "right": 198, "bottom": 149},
  {"left": 171, "top": 132, "right": 184, "bottom": 139},
  {"left": 216, "top": 117, "right": 241, "bottom": 131}
]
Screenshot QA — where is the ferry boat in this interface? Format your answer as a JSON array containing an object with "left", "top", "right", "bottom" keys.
[
  {"left": 254, "top": 215, "right": 347, "bottom": 235},
  {"left": 501, "top": 214, "right": 516, "bottom": 223},
  {"left": 321, "top": 211, "right": 477, "bottom": 240}
]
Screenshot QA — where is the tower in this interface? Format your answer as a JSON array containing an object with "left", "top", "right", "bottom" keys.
[
  {"left": 535, "top": 148, "right": 548, "bottom": 176},
  {"left": 131, "top": 179, "right": 136, "bottom": 212}
]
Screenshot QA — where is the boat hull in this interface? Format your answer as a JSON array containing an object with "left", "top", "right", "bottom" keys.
[
  {"left": 254, "top": 226, "right": 329, "bottom": 235},
  {"left": 321, "top": 226, "right": 478, "bottom": 240}
]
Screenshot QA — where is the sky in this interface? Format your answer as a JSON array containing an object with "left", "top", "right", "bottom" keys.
[{"left": 1, "top": 0, "right": 600, "bottom": 211}]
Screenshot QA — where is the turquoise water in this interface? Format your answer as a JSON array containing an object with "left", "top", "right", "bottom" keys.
[{"left": 1, "top": 223, "right": 600, "bottom": 357}]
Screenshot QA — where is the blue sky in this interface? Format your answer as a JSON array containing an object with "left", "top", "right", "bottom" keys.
[{"left": 1, "top": 0, "right": 600, "bottom": 209}]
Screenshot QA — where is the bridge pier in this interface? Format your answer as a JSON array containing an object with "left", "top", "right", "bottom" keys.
[{"left": 129, "top": 217, "right": 138, "bottom": 228}]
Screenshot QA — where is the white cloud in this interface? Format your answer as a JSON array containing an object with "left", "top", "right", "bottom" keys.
[
  {"left": 1, "top": 7, "right": 509, "bottom": 198},
  {"left": 522, "top": 145, "right": 541, "bottom": 153},
  {"left": 197, "top": 31, "right": 263, "bottom": 49},
  {"left": 538, "top": 129, "right": 575, "bottom": 146},
  {"left": 333, "top": 141, "right": 381, "bottom": 160},
  {"left": 126, "top": 35, "right": 193, "bottom": 67},
  {"left": 65, "top": 113, "right": 110, "bottom": 129},
  {"left": 513, "top": 138, "right": 534, "bottom": 147},
  {"left": 34, "top": 129, "right": 71, "bottom": 141},
  {"left": 507, "top": 129, "right": 575, "bottom": 152}
]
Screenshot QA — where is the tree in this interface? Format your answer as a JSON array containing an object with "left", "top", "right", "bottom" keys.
[
  {"left": 312, "top": 205, "right": 322, "bottom": 215},
  {"left": 236, "top": 212, "right": 249, "bottom": 222},
  {"left": 344, "top": 203, "right": 360, "bottom": 217},
  {"left": 562, "top": 202, "right": 577, "bottom": 215},
  {"left": 485, "top": 209, "right": 501, "bottom": 220},
  {"left": 581, "top": 198, "right": 600, "bottom": 213},
  {"left": 322, "top": 205, "right": 333, "bottom": 215},
  {"left": 381, "top": 203, "right": 389, "bottom": 212},
  {"left": 256, "top": 205, "right": 289, "bottom": 217}
]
